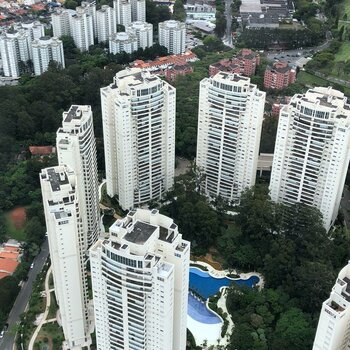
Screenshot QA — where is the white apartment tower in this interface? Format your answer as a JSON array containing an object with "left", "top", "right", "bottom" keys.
[
  {"left": 101, "top": 68, "right": 175, "bottom": 210},
  {"left": 131, "top": 0, "right": 146, "bottom": 21},
  {"left": 40, "top": 166, "right": 91, "bottom": 349},
  {"left": 90, "top": 208, "right": 190, "bottom": 350},
  {"left": 20, "top": 20, "right": 45, "bottom": 40},
  {"left": 56, "top": 105, "right": 100, "bottom": 247},
  {"left": 313, "top": 261, "right": 350, "bottom": 350},
  {"left": 0, "top": 30, "right": 32, "bottom": 78},
  {"left": 109, "top": 32, "right": 138, "bottom": 54},
  {"left": 158, "top": 20, "right": 186, "bottom": 54},
  {"left": 81, "top": 1, "right": 97, "bottom": 38},
  {"left": 96, "top": 5, "right": 116, "bottom": 43},
  {"left": 52, "top": 9, "right": 72, "bottom": 38},
  {"left": 69, "top": 7, "right": 94, "bottom": 51},
  {"left": 269, "top": 87, "right": 350, "bottom": 230},
  {"left": 127, "top": 21, "right": 153, "bottom": 49},
  {"left": 196, "top": 72, "right": 265, "bottom": 203},
  {"left": 32, "top": 36, "right": 65, "bottom": 75},
  {"left": 113, "top": 0, "right": 131, "bottom": 27}
]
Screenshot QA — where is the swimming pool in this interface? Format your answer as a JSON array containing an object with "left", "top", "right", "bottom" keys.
[
  {"left": 187, "top": 293, "right": 221, "bottom": 324},
  {"left": 189, "top": 267, "right": 260, "bottom": 299}
]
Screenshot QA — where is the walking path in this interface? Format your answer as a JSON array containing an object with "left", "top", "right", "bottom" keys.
[{"left": 28, "top": 266, "right": 53, "bottom": 350}]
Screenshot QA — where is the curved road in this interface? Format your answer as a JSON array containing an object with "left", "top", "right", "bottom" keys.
[{"left": 0, "top": 239, "right": 49, "bottom": 350}]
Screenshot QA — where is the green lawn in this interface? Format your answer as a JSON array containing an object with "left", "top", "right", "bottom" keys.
[
  {"left": 4, "top": 212, "right": 26, "bottom": 241},
  {"left": 334, "top": 42, "right": 350, "bottom": 62},
  {"left": 297, "top": 71, "right": 329, "bottom": 87}
]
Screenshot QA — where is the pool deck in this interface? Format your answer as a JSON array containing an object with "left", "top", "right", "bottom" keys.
[{"left": 188, "top": 260, "right": 264, "bottom": 347}]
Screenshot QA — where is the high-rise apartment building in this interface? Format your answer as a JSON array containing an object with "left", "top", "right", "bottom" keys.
[
  {"left": 126, "top": 21, "right": 153, "bottom": 49},
  {"left": 113, "top": 0, "right": 131, "bottom": 26},
  {"left": 69, "top": 7, "right": 94, "bottom": 51},
  {"left": 109, "top": 31, "right": 138, "bottom": 54},
  {"left": 196, "top": 72, "right": 265, "bottom": 203},
  {"left": 0, "top": 29, "right": 32, "bottom": 78},
  {"left": 32, "top": 36, "right": 65, "bottom": 75},
  {"left": 101, "top": 68, "right": 175, "bottom": 210},
  {"left": 90, "top": 208, "right": 190, "bottom": 350},
  {"left": 313, "top": 261, "right": 350, "bottom": 350},
  {"left": 96, "top": 5, "right": 116, "bottom": 43},
  {"left": 40, "top": 166, "right": 92, "bottom": 349},
  {"left": 20, "top": 20, "right": 45, "bottom": 40},
  {"left": 159, "top": 20, "right": 186, "bottom": 54},
  {"left": 56, "top": 105, "right": 100, "bottom": 247},
  {"left": 130, "top": 0, "right": 146, "bottom": 21},
  {"left": 269, "top": 87, "right": 350, "bottom": 230},
  {"left": 81, "top": 1, "right": 97, "bottom": 38},
  {"left": 52, "top": 9, "right": 72, "bottom": 38}
]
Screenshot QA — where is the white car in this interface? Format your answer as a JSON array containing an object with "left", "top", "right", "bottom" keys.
[
  {"left": 30, "top": 263, "right": 34, "bottom": 269},
  {"left": 0, "top": 330, "right": 4, "bottom": 339}
]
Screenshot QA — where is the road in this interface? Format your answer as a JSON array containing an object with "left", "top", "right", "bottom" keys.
[
  {"left": 266, "top": 32, "right": 332, "bottom": 65},
  {"left": 0, "top": 239, "right": 49, "bottom": 350}
]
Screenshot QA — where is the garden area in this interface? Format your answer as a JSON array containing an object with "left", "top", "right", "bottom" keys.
[{"left": 33, "top": 322, "right": 64, "bottom": 350}]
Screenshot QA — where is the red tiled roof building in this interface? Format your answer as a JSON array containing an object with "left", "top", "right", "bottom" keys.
[
  {"left": 264, "top": 62, "right": 296, "bottom": 90},
  {"left": 209, "top": 49, "right": 260, "bottom": 77}
]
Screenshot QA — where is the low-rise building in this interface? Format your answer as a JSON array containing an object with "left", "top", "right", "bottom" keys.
[
  {"left": 164, "top": 62, "right": 194, "bottom": 81},
  {"left": 264, "top": 61, "right": 296, "bottom": 90},
  {"left": 209, "top": 48, "right": 260, "bottom": 77}
]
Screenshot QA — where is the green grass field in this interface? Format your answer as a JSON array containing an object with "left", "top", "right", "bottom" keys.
[
  {"left": 334, "top": 42, "right": 350, "bottom": 62},
  {"left": 297, "top": 71, "right": 329, "bottom": 86},
  {"left": 4, "top": 212, "right": 26, "bottom": 241}
]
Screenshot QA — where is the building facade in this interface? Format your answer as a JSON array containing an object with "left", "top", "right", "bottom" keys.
[
  {"left": 101, "top": 68, "right": 175, "bottom": 210},
  {"left": 52, "top": 9, "right": 72, "bottom": 38},
  {"left": 109, "top": 32, "right": 138, "bottom": 54},
  {"left": 40, "top": 166, "right": 92, "bottom": 349},
  {"left": 269, "top": 87, "right": 350, "bottom": 230},
  {"left": 90, "top": 208, "right": 190, "bottom": 350},
  {"left": 264, "top": 61, "right": 296, "bottom": 90},
  {"left": 159, "top": 20, "right": 186, "bottom": 54},
  {"left": 56, "top": 105, "right": 100, "bottom": 248},
  {"left": 69, "top": 7, "right": 94, "bottom": 51},
  {"left": 196, "top": 72, "right": 265, "bottom": 203},
  {"left": 113, "top": 0, "right": 131, "bottom": 27},
  {"left": 313, "top": 261, "right": 350, "bottom": 350},
  {"left": 130, "top": 0, "right": 146, "bottom": 21},
  {"left": 0, "top": 29, "right": 32, "bottom": 78},
  {"left": 126, "top": 21, "right": 153, "bottom": 49},
  {"left": 32, "top": 36, "right": 65, "bottom": 75},
  {"left": 96, "top": 5, "right": 116, "bottom": 43}
]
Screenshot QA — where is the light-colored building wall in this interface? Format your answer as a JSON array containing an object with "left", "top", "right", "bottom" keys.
[
  {"left": 196, "top": 72, "right": 265, "bottom": 203},
  {"left": 32, "top": 36, "right": 65, "bottom": 75},
  {"left": 52, "top": 9, "right": 72, "bottom": 38},
  {"left": 131, "top": 0, "right": 146, "bottom": 21},
  {"left": 101, "top": 68, "right": 175, "bottom": 210},
  {"left": 90, "top": 208, "right": 190, "bottom": 350},
  {"left": 113, "top": 0, "right": 131, "bottom": 27},
  {"left": 126, "top": 21, "right": 153, "bottom": 49},
  {"left": 159, "top": 20, "right": 186, "bottom": 54},
  {"left": 96, "top": 5, "right": 116, "bottom": 43},
  {"left": 40, "top": 166, "right": 91, "bottom": 350},
  {"left": 56, "top": 105, "right": 100, "bottom": 248},
  {"left": 313, "top": 261, "right": 350, "bottom": 350},
  {"left": 69, "top": 7, "right": 94, "bottom": 51},
  {"left": 269, "top": 87, "right": 350, "bottom": 230},
  {"left": 109, "top": 31, "right": 138, "bottom": 54}
]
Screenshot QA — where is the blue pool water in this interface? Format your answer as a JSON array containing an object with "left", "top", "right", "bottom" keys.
[
  {"left": 187, "top": 293, "right": 221, "bottom": 324},
  {"left": 189, "top": 267, "right": 260, "bottom": 299}
]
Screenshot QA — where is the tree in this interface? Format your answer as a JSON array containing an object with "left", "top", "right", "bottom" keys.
[
  {"left": 271, "top": 308, "right": 314, "bottom": 349},
  {"left": 172, "top": 0, "right": 186, "bottom": 21},
  {"left": 203, "top": 35, "right": 224, "bottom": 52},
  {"left": 64, "top": 0, "right": 78, "bottom": 9}
]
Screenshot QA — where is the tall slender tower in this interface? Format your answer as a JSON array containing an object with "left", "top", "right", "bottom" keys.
[
  {"left": 40, "top": 166, "right": 91, "bottom": 349},
  {"left": 101, "top": 68, "right": 176, "bottom": 210},
  {"left": 113, "top": 0, "right": 131, "bottom": 27},
  {"left": 269, "top": 87, "right": 350, "bottom": 230},
  {"left": 69, "top": 7, "right": 94, "bottom": 51},
  {"left": 90, "top": 208, "right": 190, "bottom": 350},
  {"left": 56, "top": 105, "right": 100, "bottom": 247},
  {"left": 313, "top": 261, "right": 350, "bottom": 350},
  {"left": 196, "top": 72, "right": 265, "bottom": 204},
  {"left": 96, "top": 5, "right": 116, "bottom": 43}
]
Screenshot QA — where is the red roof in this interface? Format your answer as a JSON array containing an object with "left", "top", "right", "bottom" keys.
[
  {"left": 29, "top": 146, "right": 55, "bottom": 156},
  {"left": 0, "top": 258, "right": 19, "bottom": 275}
]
